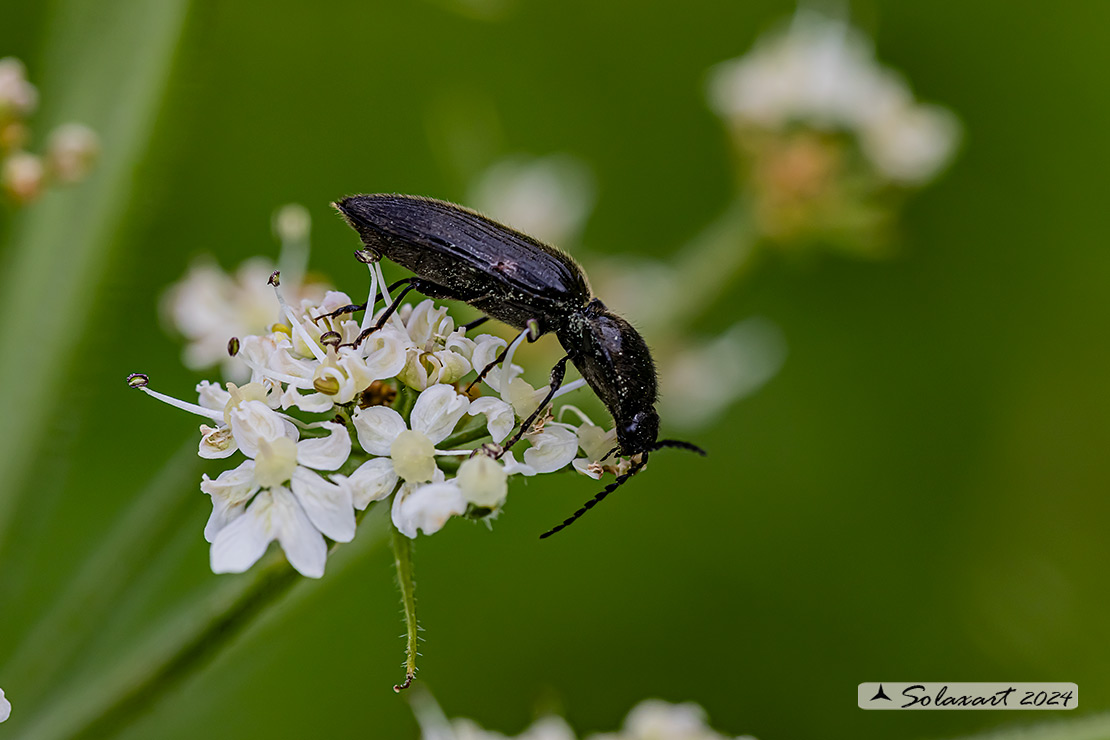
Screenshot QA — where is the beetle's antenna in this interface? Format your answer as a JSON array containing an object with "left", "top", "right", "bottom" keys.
[
  {"left": 651, "top": 439, "right": 707, "bottom": 456},
  {"left": 539, "top": 457, "right": 647, "bottom": 539}
]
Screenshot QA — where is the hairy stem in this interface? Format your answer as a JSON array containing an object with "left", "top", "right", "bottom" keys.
[{"left": 391, "top": 523, "right": 419, "bottom": 692}]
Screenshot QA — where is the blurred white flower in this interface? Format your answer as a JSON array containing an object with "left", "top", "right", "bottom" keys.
[
  {"left": 161, "top": 205, "right": 329, "bottom": 381},
  {"left": 0, "top": 57, "right": 37, "bottom": 118},
  {"left": 590, "top": 699, "right": 758, "bottom": 740},
  {"left": 163, "top": 257, "right": 302, "bottom": 380},
  {"left": 660, "top": 317, "right": 787, "bottom": 430},
  {"left": 272, "top": 202, "right": 311, "bottom": 244},
  {"left": 1, "top": 151, "right": 43, "bottom": 203},
  {"left": 1, "top": 57, "right": 99, "bottom": 206},
  {"left": 708, "top": 10, "right": 959, "bottom": 185},
  {"left": 417, "top": 698, "right": 753, "bottom": 740},
  {"left": 0, "top": 686, "right": 9, "bottom": 723},
  {"left": 470, "top": 154, "right": 596, "bottom": 245},
  {"left": 45, "top": 122, "right": 100, "bottom": 183},
  {"left": 859, "top": 101, "right": 961, "bottom": 184}
]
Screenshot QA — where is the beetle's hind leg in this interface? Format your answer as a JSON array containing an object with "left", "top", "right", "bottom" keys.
[
  {"left": 461, "top": 316, "right": 489, "bottom": 332},
  {"left": 497, "top": 353, "right": 571, "bottom": 455}
]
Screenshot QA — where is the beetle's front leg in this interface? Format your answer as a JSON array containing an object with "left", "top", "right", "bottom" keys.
[
  {"left": 340, "top": 277, "right": 465, "bottom": 349},
  {"left": 497, "top": 353, "right": 571, "bottom": 456}
]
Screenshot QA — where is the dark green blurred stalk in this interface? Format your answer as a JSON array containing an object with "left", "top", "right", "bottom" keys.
[
  {"left": 0, "top": 0, "right": 191, "bottom": 555},
  {"left": 0, "top": 440, "right": 202, "bottom": 708},
  {"left": 18, "top": 506, "right": 389, "bottom": 740},
  {"left": 667, "top": 198, "right": 758, "bottom": 329}
]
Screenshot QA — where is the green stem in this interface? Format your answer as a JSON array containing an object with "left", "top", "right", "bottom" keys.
[
  {"left": 391, "top": 523, "right": 419, "bottom": 693},
  {"left": 440, "top": 421, "right": 493, "bottom": 449},
  {"left": 17, "top": 506, "right": 389, "bottom": 740},
  {"left": 666, "top": 197, "right": 760, "bottom": 328},
  {"left": 394, "top": 385, "right": 417, "bottom": 422}
]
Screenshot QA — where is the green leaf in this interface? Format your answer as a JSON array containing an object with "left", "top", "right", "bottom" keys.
[{"left": 0, "top": 0, "right": 191, "bottom": 554}]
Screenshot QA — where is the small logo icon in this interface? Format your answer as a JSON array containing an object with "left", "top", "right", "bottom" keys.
[{"left": 870, "top": 684, "right": 892, "bottom": 702}]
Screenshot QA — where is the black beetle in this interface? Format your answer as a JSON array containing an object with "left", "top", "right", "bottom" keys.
[{"left": 333, "top": 194, "right": 704, "bottom": 537}]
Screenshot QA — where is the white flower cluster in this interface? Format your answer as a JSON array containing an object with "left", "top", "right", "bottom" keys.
[
  {"left": 421, "top": 699, "right": 755, "bottom": 740},
  {"left": 469, "top": 154, "right": 596, "bottom": 247},
  {"left": 162, "top": 204, "right": 322, "bottom": 382},
  {"left": 136, "top": 261, "right": 618, "bottom": 578},
  {"left": 0, "top": 57, "right": 99, "bottom": 204},
  {"left": 707, "top": 10, "right": 959, "bottom": 185}
]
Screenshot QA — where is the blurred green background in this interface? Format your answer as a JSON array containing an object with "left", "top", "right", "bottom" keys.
[{"left": 2, "top": 1, "right": 1109, "bottom": 738}]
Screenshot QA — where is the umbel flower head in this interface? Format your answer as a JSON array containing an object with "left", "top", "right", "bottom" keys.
[
  {"left": 133, "top": 254, "right": 615, "bottom": 579},
  {"left": 707, "top": 10, "right": 961, "bottom": 253}
]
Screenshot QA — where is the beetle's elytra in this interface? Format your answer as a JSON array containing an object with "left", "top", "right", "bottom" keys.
[{"left": 335, "top": 194, "right": 704, "bottom": 537}]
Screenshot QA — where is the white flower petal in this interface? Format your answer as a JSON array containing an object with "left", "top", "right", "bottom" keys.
[
  {"left": 403, "top": 299, "right": 434, "bottom": 345},
  {"left": 444, "top": 329, "right": 476, "bottom": 360},
  {"left": 198, "top": 424, "right": 237, "bottom": 459},
  {"left": 0, "top": 686, "right": 10, "bottom": 723},
  {"left": 352, "top": 405, "right": 408, "bottom": 456},
  {"left": 392, "top": 481, "right": 467, "bottom": 538},
  {"left": 200, "top": 461, "right": 259, "bottom": 541},
  {"left": 270, "top": 486, "right": 328, "bottom": 578},
  {"left": 230, "top": 400, "right": 296, "bottom": 458},
  {"left": 430, "top": 350, "right": 471, "bottom": 385},
  {"left": 468, "top": 396, "right": 516, "bottom": 443},
  {"left": 523, "top": 425, "right": 578, "bottom": 473},
  {"left": 575, "top": 422, "right": 615, "bottom": 461},
  {"left": 410, "top": 384, "right": 469, "bottom": 444},
  {"left": 287, "top": 390, "right": 336, "bottom": 413},
  {"left": 505, "top": 377, "right": 547, "bottom": 419},
  {"left": 210, "top": 493, "right": 274, "bottom": 574},
  {"left": 290, "top": 467, "right": 355, "bottom": 542},
  {"left": 196, "top": 380, "right": 231, "bottom": 412},
  {"left": 499, "top": 450, "right": 537, "bottom": 477},
  {"left": 572, "top": 458, "right": 603, "bottom": 480},
  {"left": 336, "top": 458, "right": 399, "bottom": 509},
  {"left": 295, "top": 421, "right": 351, "bottom": 471},
  {"left": 362, "top": 325, "right": 413, "bottom": 379}
]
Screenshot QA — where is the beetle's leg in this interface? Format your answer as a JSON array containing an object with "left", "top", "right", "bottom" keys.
[
  {"left": 312, "top": 302, "right": 368, "bottom": 324},
  {"left": 497, "top": 354, "right": 571, "bottom": 456},
  {"left": 340, "top": 279, "right": 419, "bottom": 349},
  {"left": 461, "top": 316, "right": 489, "bottom": 332},
  {"left": 465, "top": 326, "right": 532, "bottom": 392},
  {"left": 341, "top": 277, "right": 462, "bottom": 349}
]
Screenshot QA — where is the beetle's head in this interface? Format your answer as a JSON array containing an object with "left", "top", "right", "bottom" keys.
[{"left": 617, "top": 409, "right": 659, "bottom": 457}]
